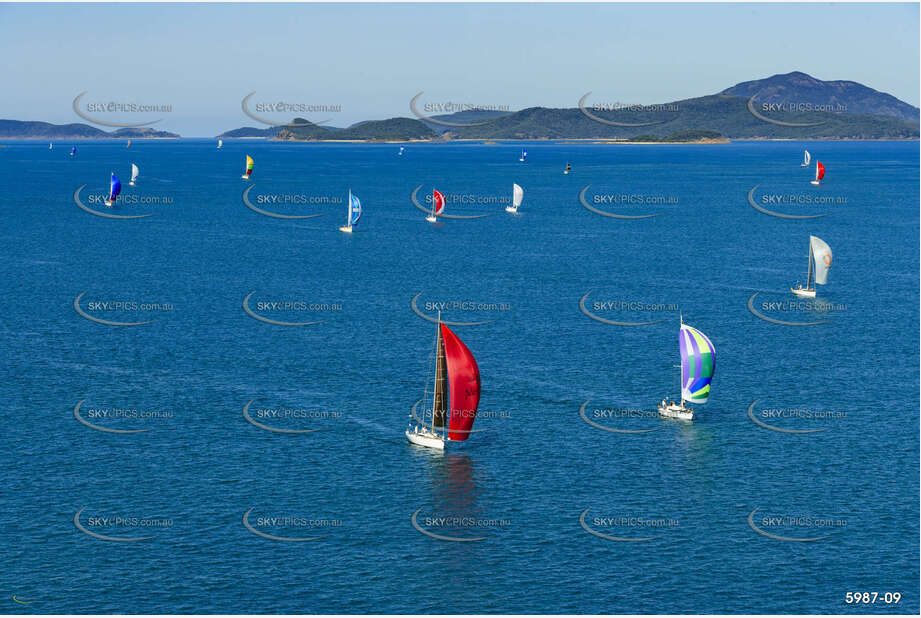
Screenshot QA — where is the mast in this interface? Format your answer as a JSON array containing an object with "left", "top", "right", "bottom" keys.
[
  {"left": 679, "top": 314, "right": 684, "bottom": 408},
  {"left": 429, "top": 312, "right": 439, "bottom": 431},
  {"left": 347, "top": 189, "right": 352, "bottom": 228},
  {"left": 430, "top": 311, "right": 448, "bottom": 436},
  {"left": 806, "top": 237, "right": 814, "bottom": 289}
]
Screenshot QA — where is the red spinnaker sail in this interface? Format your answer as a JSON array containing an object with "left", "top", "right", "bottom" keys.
[
  {"left": 816, "top": 161, "right": 825, "bottom": 181},
  {"left": 433, "top": 189, "right": 446, "bottom": 215},
  {"left": 441, "top": 323, "right": 480, "bottom": 441}
]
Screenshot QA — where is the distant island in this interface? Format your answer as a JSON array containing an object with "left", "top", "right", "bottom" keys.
[
  {"left": 3, "top": 72, "right": 917, "bottom": 141},
  {"left": 216, "top": 72, "right": 918, "bottom": 142},
  {"left": 0, "top": 120, "right": 178, "bottom": 139}
]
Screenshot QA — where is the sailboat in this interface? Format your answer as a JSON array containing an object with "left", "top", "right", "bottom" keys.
[
  {"left": 519, "top": 149, "right": 527, "bottom": 162},
  {"left": 241, "top": 155, "right": 254, "bottom": 180},
  {"left": 49, "top": 143, "right": 53, "bottom": 150},
  {"left": 564, "top": 162, "right": 571, "bottom": 175},
  {"left": 791, "top": 235, "right": 832, "bottom": 298},
  {"left": 398, "top": 146, "right": 404, "bottom": 156},
  {"left": 339, "top": 190, "right": 362, "bottom": 233},
  {"left": 70, "top": 146, "right": 77, "bottom": 157},
  {"left": 426, "top": 189, "right": 445, "bottom": 223},
  {"left": 126, "top": 140, "right": 131, "bottom": 148},
  {"left": 801, "top": 150, "right": 810, "bottom": 167},
  {"left": 657, "top": 317, "right": 716, "bottom": 421},
  {"left": 406, "top": 314, "right": 481, "bottom": 450},
  {"left": 217, "top": 139, "right": 223, "bottom": 149},
  {"left": 104, "top": 172, "right": 122, "bottom": 208},
  {"left": 506, "top": 183, "right": 523, "bottom": 214},
  {"left": 810, "top": 161, "right": 825, "bottom": 185},
  {"left": 129, "top": 163, "right": 139, "bottom": 186}
]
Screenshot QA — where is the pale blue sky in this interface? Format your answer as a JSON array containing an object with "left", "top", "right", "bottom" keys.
[{"left": 0, "top": 2, "right": 917, "bottom": 136}]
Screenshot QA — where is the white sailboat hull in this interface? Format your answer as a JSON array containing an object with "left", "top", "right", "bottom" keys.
[
  {"left": 790, "top": 287, "right": 816, "bottom": 298},
  {"left": 129, "top": 181, "right": 135, "bottom": 186},
  {"left": 810, "top": 180, "right": 821, "bottom": 186},
  {"left": 425, "top": 215, "right": 437, "bottom": 223},
  {"left": 339, "top": 225, "right": 353, "bottom": 233},
  {"left": 405, "top": 427, "right": 445, "bottom": 450},
  {"left": 657, "top": 402, "right": 694, "bottom": 421},
  {"left": 505, "top": 206, "right": 518, "bottom": 213},
  {"left": 242, "top": 175, "right": 251, "bottom": 180}
]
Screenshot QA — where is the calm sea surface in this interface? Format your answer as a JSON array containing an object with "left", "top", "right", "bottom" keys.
[{"left": 1, "top": 139, "right": 918, "bottom": 613}]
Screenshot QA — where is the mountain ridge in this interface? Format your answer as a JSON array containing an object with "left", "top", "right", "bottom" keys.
[{"left": 2, "top": 73, "right": 916, "bottom": 140}]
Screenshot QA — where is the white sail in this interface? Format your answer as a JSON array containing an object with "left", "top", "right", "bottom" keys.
[
  {"left": 130, "top": 163, "right": 139, "bottom": 183},
  {"left": 512, "top": 183, "right": 523, "bottom": 208},
  {"left": 810, "top": 236, "right": 832, "bottom": 285},
  {"left": 217, "top": 139, "right": 223, "bottom": 149},
  {"left": 803, "top": 150, "right": 810, "bottom": 165}
]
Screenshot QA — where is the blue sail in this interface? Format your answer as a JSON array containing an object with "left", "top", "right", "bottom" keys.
[
  {"left": 70, "top": 146, "right": 77, "bottom": 156},
  {"left": 349, "top": 193, "right": 362, "bottom": 225},
  {"left": 109, "top": 173, "right": 122, "bottom": 202}
]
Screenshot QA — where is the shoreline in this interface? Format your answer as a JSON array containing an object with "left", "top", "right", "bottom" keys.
[
  {"left": 0, "top": 136, "right": 180, "bottom": 141},
  {"left": 2, "top": 136, "right": 917, "bottom": 143},
  {"left": 264, "top": 136, "right": 917, "bottom": 144}
]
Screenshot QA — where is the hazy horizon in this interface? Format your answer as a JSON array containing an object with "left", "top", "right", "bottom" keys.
[{"left": 1, "top": 2, "right": 918, "bottom": 136}]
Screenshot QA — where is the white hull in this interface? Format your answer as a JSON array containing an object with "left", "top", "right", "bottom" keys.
[
  {"left": 790, "top": 286, "right": 816, "bottom": 298},
  {"left": 657, "top": 402, "right": 694, "bottom": 421},
  {"left": 104, "top": 200, "right": 114, "bottom": 208},
  {"left": 129, "top": 181, "right": 135, "bottom": 186},
  {"left": 563, "top": 170, "right": 569, "bottom": 174},
  {"left": 339, "top": 225, "right": 353, "bottom": 233},
  {"left": 242, "top": 175, "right": 251, "bottom": 180},
  {"left": 405, "top": 427, "right": 445, "bottom": 450},
  {"left": 425, "top": 215, "right": 437, "bottom": 223},
  {"left": 505, "top": 206, "right": 518, "bottom": 214},
  {"left": 800, "top": 164, "right": 808, "bottom": 167},
  {"left": 810, "top": 180, "right": 821, "bottom": 186}
]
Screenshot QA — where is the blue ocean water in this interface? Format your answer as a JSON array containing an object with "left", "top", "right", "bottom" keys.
[{"left": 0, "top": 139, "right": 917, "bottom": 614}]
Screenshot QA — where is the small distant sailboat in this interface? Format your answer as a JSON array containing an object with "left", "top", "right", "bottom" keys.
[
  {"left": 241, "top": 155, "right": 253, "bottom": 180},
  {"left": 791, "top": 235, "right": 832, "bottom": 298},
  {"left": 49, "top": 143, "right": 53, "bottom": 150},
  {"left": 129, "top": 163, "right": 139, "bottom": 186},
  {"left": 70, "top": 146, "right": 77, "bottom": 157},
  {"left": 104, "top": 172, "right": 122, "bottom": 208},
  {"left": 426, "top": 189, "right": 445, "bottom": 223},
  {"left": 398, "top": 146, "right": 404, "bottom": 156},
  {"left": 506, "top": 183, "right": 523, "bottom": 214},
  {"left": 657, "top": 317, "right": 716, "bottom": 421},
  {"left": 217, "top": 139, "right": 223, "bottom": 149},
  {"left": 339, "top": 190, "right": 362, "bottom": 233},
  {"left": 126, "top": 140, "right": 131, "bottom": 148},
  {"left": 801, "top": 150, "right": 810, "bottom": 167},
  {"left": 810, "top": 161, "right": 825, "bottom": 185},
  {"left": 564, "top": 162, "right": 571, "bottom": 175},
  {"left": 519, "top": 149, "right": 527, "bottom": 162},
  {"left": 406, "top": 314, "right": 481, "bottom": 450}
]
